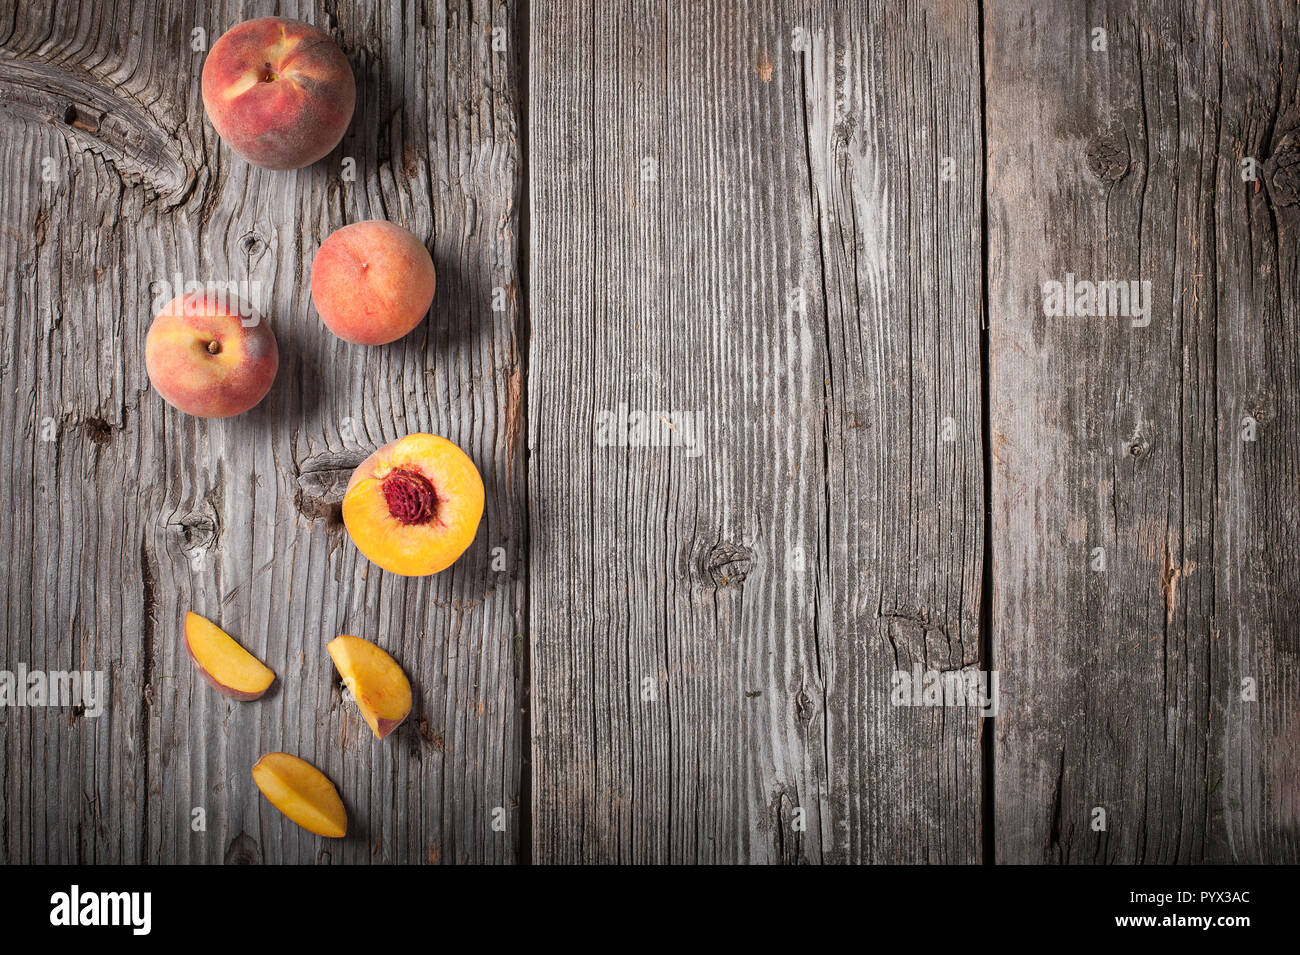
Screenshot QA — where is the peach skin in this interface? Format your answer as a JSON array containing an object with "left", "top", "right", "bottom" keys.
[
  {"left": 342, "top": 433, "right": 484, "bottom": 576},
  {"left": 145, "top": 290, "right": 278, "bottom": 418},
  {"left": 201, "top": 17, "right": 355, "bottom": 170},
  {"left": 311, "top": 220, "right": 436, "bottom": 345}
]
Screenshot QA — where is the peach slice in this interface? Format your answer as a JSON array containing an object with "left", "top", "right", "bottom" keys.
[
  {"left": 342, "top": 433, "right": 484, "bottom": 576},
  {"left": 328, "top": 635, "right": 412, "bottom": 739},
  {"left": 184, "top": 611, "right": 275, "bottom": 701},
  {"left": 251, "top": 752, "right": 347, "bottom": 838}
]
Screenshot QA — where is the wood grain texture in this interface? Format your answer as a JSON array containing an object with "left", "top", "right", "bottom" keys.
[
  {"left": 527, "top": 0, "right": 985, "bottom": 863},
  {"left": 3, "top": 0, "right": 1297, "bottom": 866},
  {"left": 0, "top": 0, "right": 524, "bottom": 864},
  {"left": 986, "top": 0, "right": 1300, "bottom": 863}
]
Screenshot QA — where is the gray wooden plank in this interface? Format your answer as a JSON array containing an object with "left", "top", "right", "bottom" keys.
[
  {"left": 0, "top": 0, "right": 524, "bottom": 863},
  {"left": 528, "top": 0, "right": 986, "bottom": 862},
  {"left": 0, "top": 0, "right": 198, "bottom": 866},
  {"left": 986, "top": 0, "right": 1300, "bottom": 862}
]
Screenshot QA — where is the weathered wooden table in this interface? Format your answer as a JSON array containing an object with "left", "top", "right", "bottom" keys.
[{"left": 1, "top": 0, "right": 1296, "bottom": 864}]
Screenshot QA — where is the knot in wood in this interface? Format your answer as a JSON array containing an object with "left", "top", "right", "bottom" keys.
[
  {"left": 292, "top": 489, "right": 343, "bottom": 528},
  {"left": 704, "top": 541, "right": 753, "bottom": 587},
  {"left": 83, "top": 416, "right": 113, "bottom": 445},
  {"left": 1265, "top": 129, "right": 1300, "bottom": 207},
  {"left": 1086, "top": 133, "right": 1131, "bottom": 183},
  {"left": 239, "top": 232, "right": 266, "bottom": 256},
  {"left": 795, "top": 689, "right": 816, "bottom": 722},
  {"left": 224, "top": 832, "right": 261, "bottom": 865},
  {"left": 172, "top": 503, "right": 220, "bottom": 551}
]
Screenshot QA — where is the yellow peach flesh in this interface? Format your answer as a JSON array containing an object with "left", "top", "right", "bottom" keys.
[
  {"left": 251, "top": 752, "right": 347, "bottom": 838},
  {"left": 342, "top": 433, "right": 484, "bottom": 576},
  {"left": 327, "top": 635, "right": 412, "bottom": 739},
  {"left": 184, "top": 611, "right": 275, "bottom": 701}
]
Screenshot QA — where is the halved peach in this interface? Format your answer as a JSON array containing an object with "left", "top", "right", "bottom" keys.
[
  {"left": 328, "top": 635, "right": 411, "bottom": 739},
  {"left": 184, "top": 611, "right": 275, "bottom": 701},
  {"left": 342, "top": 433, "right": 484, "bottom": 576},
  {"left": 252, "top": 752, "right": 347, "bottom": 837}
]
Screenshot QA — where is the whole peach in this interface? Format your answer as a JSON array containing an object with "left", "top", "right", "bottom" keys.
[
  {"left": 201, "top": 17, "right": 355, "bottom": 170},
  {"left": 145, "top": 290, "right": 278, "bottom": 418},
  {"left": 311, "top": 221, "right": 437, "bottom": 345}
]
